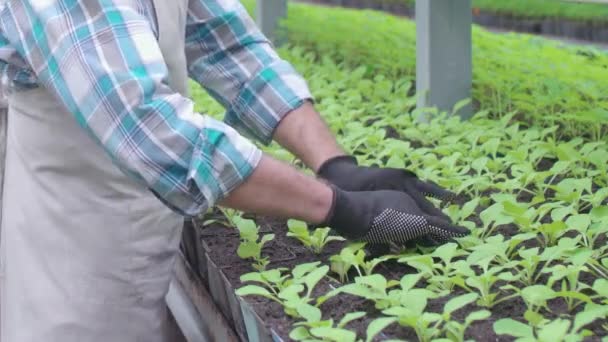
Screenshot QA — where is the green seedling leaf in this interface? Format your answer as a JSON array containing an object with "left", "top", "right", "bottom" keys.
[
  {"left": 555, "top": 143, "right": 580, "bottom": 162},
  {"left": 521, "top": 285, "right": 556, "bottom": 311},
  {"left": 592, "top": 279, "right": 608, "bottom": 299},
  {"left": 365, "top": 317, "right": 397, "bottom": 342},
  {"left": 444, "top": 293, "right": 479, "bottom": 318},
  {"left": 236, "top": 285, "right": 278, "bottom": 301},
  {"left": 472, "top": 156, "right": 489, "bottom": 174},
  {"left": 549, "top": 160, "right": 571, "bottom": 174},
  {"left": 590, "top": 205, "right": 608, "bottom": 221},
  {"left": 279, "top": 284, "right": 305, "bottom": 301},
  {"left": 465, "top": 310, "right": 491, "bottom": 325},
  {"left": 483, "top": 137, "right": 501, "bottom": 157},
  {"left": 293, "top": 262, "right": 321, "bottom": 280},
  {"left": 289, "top": 326, "right": 311, "bottom": 341},
  {"left": 553, "top": 178, "right": 592, "bottom": 201},
  {"left": 568, "top": 248, "right": 594, "bottom": 267},
  {"left": 240, "top": 271, "right": 266, "bottom": 284},
  {"left": 480, "top": 202, "right": 513, "bottom": 229},
  {"left": 573, "top": 305, "right": 608, "bottom": 332},
  {"left": 566, "top": 214, "right": 591, "bottom": 232},
  {"left": 452, "top": 98, "right": 471, "bottom": 116},
  {"left": 537, "top": 319, "right": 571, "bottom": 342},
  {"left": 297, "top": 303, "right": 322, "bottom": 323},
  {"left": 301, "top": 265, "right": 329, "bottom": 297},
  {"left": 400, "top": 273, "right": 423, "bottom": 291},
  {"left": 260, "top": 233, "right": 275, "bottom": 245},
  {"left": 524, "top": 309, "right": 546, "bottom": 327},
  {"left": 234, "top": 216, "right": 258, "bottom": 235},
  {"left": 398, "top": 255, "right": 434, "bottom": 276},
  {"left": 503, "top": 200, "right": 528, "bottom": 217},
  {"left": 552, "top": 205, "right": 575, "bottom": 222},
  {"left": 446, "top": 309, "right": 492, "bottom": 342},
  {"left": 493, "top": 318, "right": 534, "bottom": 338},
  {"left": 386, "top": 155, "right": 406, "bottom": 169},
  {"left": 263, "top": 268, "right": 287, "bottom": 284},
  {"left": 310, "top": 327, "right": 357, "bottom": 342},
  {"left": 237, "top": 241, "right": 260, "bottom": 259},
  {"left": 287, "top": 219, "right": 308, "bottom": 234},
  {"left": 338, "top": 312, "right": 366, "bottom": 328},
  {"left": 432, "top": 242, "right": 460, "bottom": 265},
  {"left": 461, "top": 198, "right": 480, "bottom": 221},
  {"left": 538, "top": 221, "right": 567, "bottom": 246}
]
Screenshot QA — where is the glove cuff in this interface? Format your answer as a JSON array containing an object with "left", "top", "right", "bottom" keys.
[
  {"left": 316, "top": 155, "right": 358, "bottom": 177},
  {"left": 318, "top": 183, "right": 339, "bottom": 229},
  {"left": 319, "top": 186, "right": 370, "bottom": 240}
]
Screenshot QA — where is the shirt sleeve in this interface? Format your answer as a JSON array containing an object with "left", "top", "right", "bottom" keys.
[
  {"left": 2, "top": 1, "right": 262, "bottom": 216},
  {"left": 185, "top": 0, "right": 314, "bottom": 145}
]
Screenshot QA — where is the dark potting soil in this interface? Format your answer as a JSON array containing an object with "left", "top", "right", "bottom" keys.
[
  {"left": 204, "top": 228, "right": 299, "bottom": 269},
  {"left": 320, "top": 294, "right": 379, "bottom": 340},
  {"left": 203, "top": 231, "right": 245, "bottom": 268},
  {"left": 198, "top": 223, "right": 237, "bottom": 237},
  {"left": 537, "top": 157, "right": 558, "bottom": 172}
]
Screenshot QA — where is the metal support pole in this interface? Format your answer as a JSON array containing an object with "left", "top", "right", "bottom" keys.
[
  {"left": 256, "top": 0, "right": 288, "bottom": 46},
  {"left": 416, "top": 0, "right": 473, "bottom": 121}
]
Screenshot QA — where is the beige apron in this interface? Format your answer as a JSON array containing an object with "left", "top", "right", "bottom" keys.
[{"left": 0, "top": 0, "right": 191, "bottom": 340}]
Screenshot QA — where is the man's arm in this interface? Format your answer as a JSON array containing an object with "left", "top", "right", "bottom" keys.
[
  {"left": 220, "top": 154, "right": 333, "bottom": 223},
  {"left": 184, "top": 0, "right": 345, "bottom": 171},
  {"left": 272, "top": 101, "right": 345, "bottom": 172}
]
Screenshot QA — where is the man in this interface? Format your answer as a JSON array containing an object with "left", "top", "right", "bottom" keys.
[{"left": 0, "top": 0, "right": 468, "bottom": 341}]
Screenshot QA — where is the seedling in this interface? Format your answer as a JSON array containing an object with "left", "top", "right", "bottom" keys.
[
  {"left": 505, "top": 237, "right": 578, "bottom": 288},
  {"left": 444, "top": 310, "right": 492, "bottom": 342},
  {"left": 545, "top": 249, "right": 595, "bottom": 312},
  {"left": 287, "top": 219, "right": 345, "bottom": 254},
  {"left": 330, "top": 242, "right": 395, "bottom": 283},
  {"left": 378, "top": 278, "right": 437, "bottom": 342},
  {"left": 236, "top": 262, "right": 330, "bottom": 320},
  {"left": 452, "top": 262, "right": 519, "bottom": 309},
  {"left": 383, "top": 293, "right": 481, "bottom": 342},
  {"left": 234, "top": 216, "right": 274, "bottom": 271},
  {"left": 326, "top": 273, "right": 405, "bottom": 310},
  {"left": 465, "top": 233, "right": 536, "bottom": 267},
  {"left": 399, "top": 242, "right": 468, "bottom": 295},
  {"left": 494, "top": 307, "right": 607, "bottom": 342},
  {"left": 289, "top": 311, "right": 365, "bottom": 342}
]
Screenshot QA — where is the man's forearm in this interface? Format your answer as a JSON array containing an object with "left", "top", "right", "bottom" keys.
[
  {"left": 219, "top": 154, "right": 334, "bottom": 224},
  {"left": 273, "top": 101, "right": 346, "bottom": 172}
]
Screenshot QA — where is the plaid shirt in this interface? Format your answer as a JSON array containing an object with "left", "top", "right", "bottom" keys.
[{"left": 0, "top": 0, "right": 312, "bottom": 216}]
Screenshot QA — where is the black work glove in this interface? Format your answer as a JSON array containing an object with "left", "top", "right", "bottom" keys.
[
  {"left": 320, "top": 186, "right": 469, "bottom": 245},
  {"left": 317, "top": 155, "right": 457, "bottom": 220}
]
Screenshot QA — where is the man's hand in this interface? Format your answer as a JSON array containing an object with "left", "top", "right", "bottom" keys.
[
  {"left": 219, "top": 154, "right": 468, "bottom": 247},
  {"left": 321, "top": 186, "right": 469, "bottom": 244},
  {"left": 317, "top": 155, "right": 457, "bottom": 219}
]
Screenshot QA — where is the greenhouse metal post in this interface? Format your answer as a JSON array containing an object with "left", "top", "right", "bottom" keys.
[
  {"left": 256, "top": 0, "right": 473, "bottom": 119},
  {"left": 416, "top": 0, "right": 473, "bottom": 121},
  {"left": 256, "top": 0, "right": 288, "bottom": 46}
]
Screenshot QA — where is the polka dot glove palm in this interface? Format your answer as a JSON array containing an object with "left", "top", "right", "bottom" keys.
[{"left": 321, "top": 186, "right": 470, "bottom": 245}]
